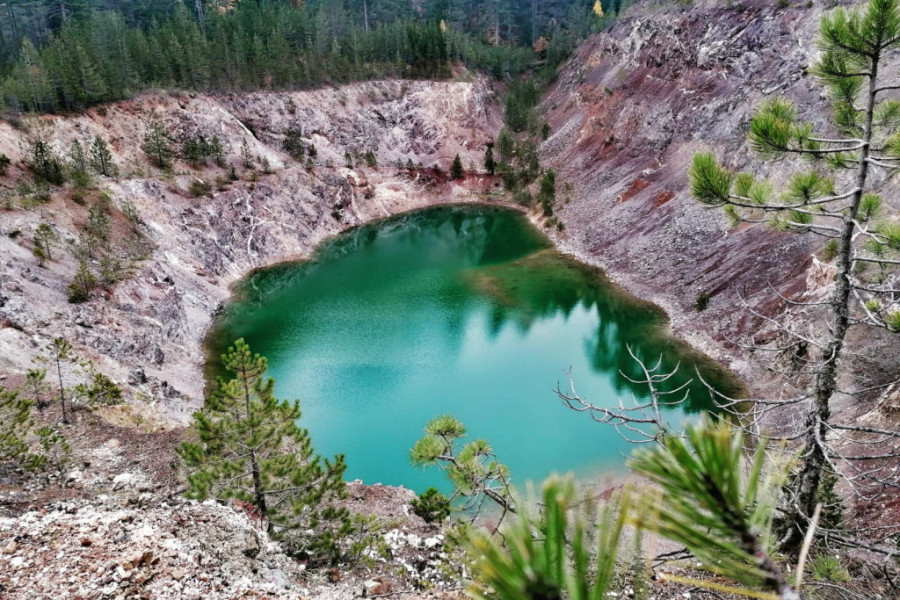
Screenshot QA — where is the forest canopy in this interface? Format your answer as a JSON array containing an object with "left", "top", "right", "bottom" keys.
[{"left": 0, "top": 0, "right": 615, "bottom": 113}]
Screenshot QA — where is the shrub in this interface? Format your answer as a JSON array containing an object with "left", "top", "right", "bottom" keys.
[
  {"left": 282, "top": 125, "right": 306, "bottom": 161},
  {"left": 695, "top": 290, "right": 711, "bottom": 311},
  {"left": 188, "top": 179, "right": 213, "bottom": 198},
  {"left": 29, "top": 139, "right": 65, "bottom": 185},
  {"left": 67, "top": 260, "right": 97, "bottom": 303},
  {"left": 99, "top": 255, "right": 125, "bottom": 285},
  {"left": 363, "top": 150, "right": 377, "bottom": 168},
  {"left": 183, "top": 134, "right": 225, "bottom": 166},
  {"left": 513, "top": 189, "right": 533, "bottom": 206},
  {"left": 76, "top": 372, "right": 124, "bottom": 406},
  {"left": 411, "top": 487, "right": 451, "bottom": 524},
  {"left": 0, "top": 153, "right": 10, "bottom": 175},
  {"left": 821, "top": 239, "right": 839, "bottom": 261},
  {"left": 809, "top": 554, "right": 850, "bottom": 582}
]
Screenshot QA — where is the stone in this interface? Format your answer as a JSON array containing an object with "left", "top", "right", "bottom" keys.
[
  {"left": 113, "top": 473, "right": 135, "bottom": 490},
  {"left": 2, "top": 541, "right": 17, "bottom": 554},
  {"left": 241, "top": 532, "right": 260, "bottom": 559},
  {"left": 128, "top": 368, "right": 148, "bottom": 385},
  {"left": 363, "top": 578, "right": 391, "bottom": 597}
]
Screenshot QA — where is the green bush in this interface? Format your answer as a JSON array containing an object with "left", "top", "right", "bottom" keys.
[
  {"left": 0, "top": 153, "right": 10, "bottom": 175},
  {"left": 809, "top": 554, "right": 850, "bottom": 582},
  {"left": 821, "top": 239, "right": 839, "bottom": 261},
  {"left": 29, "top": 139, "right": 66, "bottom": 185},
  {"left": 513, "top": 189, "right": 533, "bottom": 206},
  {"left": 188, "top": 179, "right": 213, "bottom": 198},
  {"left": 282, "top": 125, "right": 306, "bottom": 161},
  {"left": 411, "top": 487, "right": 451, "bottom": 524},
  {"left": 695, "top": 290, "right": 710, "bottom": 311},
  {"left": 76, "top": 372, "right": 124, "bottom": 406},
  {"left": 183, "top": 134, "right": 224, "bottom": 166},
  {"left": 67, "top": 260, "right": 97, "bottom": 303}
]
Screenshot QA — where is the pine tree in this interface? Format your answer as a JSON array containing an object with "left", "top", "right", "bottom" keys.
[
  {"left": 0, "top": 387, "right": 33, "bottom": 477},
  {"left": 25, "top": 369, "right": 50, "bottom": 413},
  {"left": 49, "top": 337, "right": 72, "bottom": 424},
  {"left": 67, "top": 260, "right": 97, "bottom": 304},
  {"left": 411, "top": 414, "right": 516, "bottom": 526},
  {"left": 483, "top": 142, "right": 495, "bottom": 175},
  {"left": 89, "top": 135, "right": 115, "bottom": 177},
  {"left": 68, "top": 139, "right": 91, "bottom": 187},
  {"left": 450, "top": 153, "right": 464, "bottom": 179},
  {"left": 29, "top": 137, "right": 65, "bottom": 186},
  {"left": 142, "top": 117, "right": 174, "bottom": 169},
  {"left": 689, "top": 0, "right": 900, "bottom": 554},
  {"left": 496, "top": 126, "right": 515, "bottom": 163},
  {"left": 240, "top": 138, "right": 254, "bottom": 169},
  {"left": 538, "top": 168, "right": 556, "bottom": 216},
  {"left": 178, "top": 339, "right": 351, "bottom": 565},
  {"left": 33, "top": 223, "right": 58, "bottom": 266}
]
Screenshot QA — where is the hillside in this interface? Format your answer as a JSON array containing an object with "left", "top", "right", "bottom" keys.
[
  {"left": 540, "top": 0, "right": 898, "bottom": 409},
  {"left": 0, "top": 78, "right": 502, "bottom": 418}
]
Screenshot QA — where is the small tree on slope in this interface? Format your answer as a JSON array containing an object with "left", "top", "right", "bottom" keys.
[
  {"left": 689, "top": 0, "right": 900, "bottom": 555},
  {"left": 178, "top": 339, "right": 351, "bottom": 565}
]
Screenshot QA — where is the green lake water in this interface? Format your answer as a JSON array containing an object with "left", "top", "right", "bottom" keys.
[{"left": 207, "top": 205, "right": 742, "bottom": 493}]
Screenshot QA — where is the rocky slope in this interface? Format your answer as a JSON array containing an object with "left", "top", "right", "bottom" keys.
[
  {"left": 0, "top": 481, "right": 461, "bottom": 600},
  {"left": 0, "top": 78, "right": 503, "bottom": 421},
  {"left": 539, "top": 0, "right": 898, "bottom": 401}
]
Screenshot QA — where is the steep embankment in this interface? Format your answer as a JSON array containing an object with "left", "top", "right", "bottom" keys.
[
  {"left": 0, "top": 78, "right": 502, "bottom": 422},
  {"left": 540, "top": 0, "right": 897, "bottom": 400}
]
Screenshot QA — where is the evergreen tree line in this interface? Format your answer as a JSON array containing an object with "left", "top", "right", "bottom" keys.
[{"left": 0, "top": 0, "right": 608, "bottom": 113}]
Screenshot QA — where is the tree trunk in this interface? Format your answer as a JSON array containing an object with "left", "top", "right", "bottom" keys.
[
  {"left": 783, "top": 48, "right": 878, "bottom": 555},
  {"left": 56, "top": 356, "right": 68, "bottom": 424},
  {"left": 7, "top": 3, "right": 20, "bottom": 42},
  {"left": 240, "top": 366, "right": 269, "bottom": 528},
  {"left": 194, "top": 0, "right": 206, "bottom": 37}
]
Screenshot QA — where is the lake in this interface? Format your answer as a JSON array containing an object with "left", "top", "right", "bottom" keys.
[{"left": 207, "top": 205, "right": 742, "bottom": 493}]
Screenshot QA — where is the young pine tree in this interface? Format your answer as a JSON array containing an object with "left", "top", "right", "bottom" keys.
[
  {"left": 142, "top": 117, "right": 174, "bottom": 169},
  {"left": 89, "top": 135, "right": 116, "bottom": 177},
  {"left": 483, "top": 143, "right": 496, "bottom": 175},
  {"left": 48, "top": 337, "right": 72, "bottom": 424},
  {"left": 67, "top": 260, "right": 97, "bottom": 303},
  {"left": 25, "top": 368, "right": 50, "bottom": 413},
  {"left": 0, "top": 388, "right": 33, "bottom": 477},
  {"left": 178, "top": 339, "right": 351, "bottom": 565},
  {"left": 68, "top": 139, "right": 90, "bottom": 187},
  {"left": 688, "top": 0, "right": 900, "bottom": 554},
  {"left": 33, "top": 223, "right": 57, "bottom": 266},
  {"left": 450, "top": 153, "right": 464, "bottom": 179}
]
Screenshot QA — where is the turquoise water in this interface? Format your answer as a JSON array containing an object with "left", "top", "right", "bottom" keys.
[{"left": 207, "top": 205, "right": 741, "bottom": 493}]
